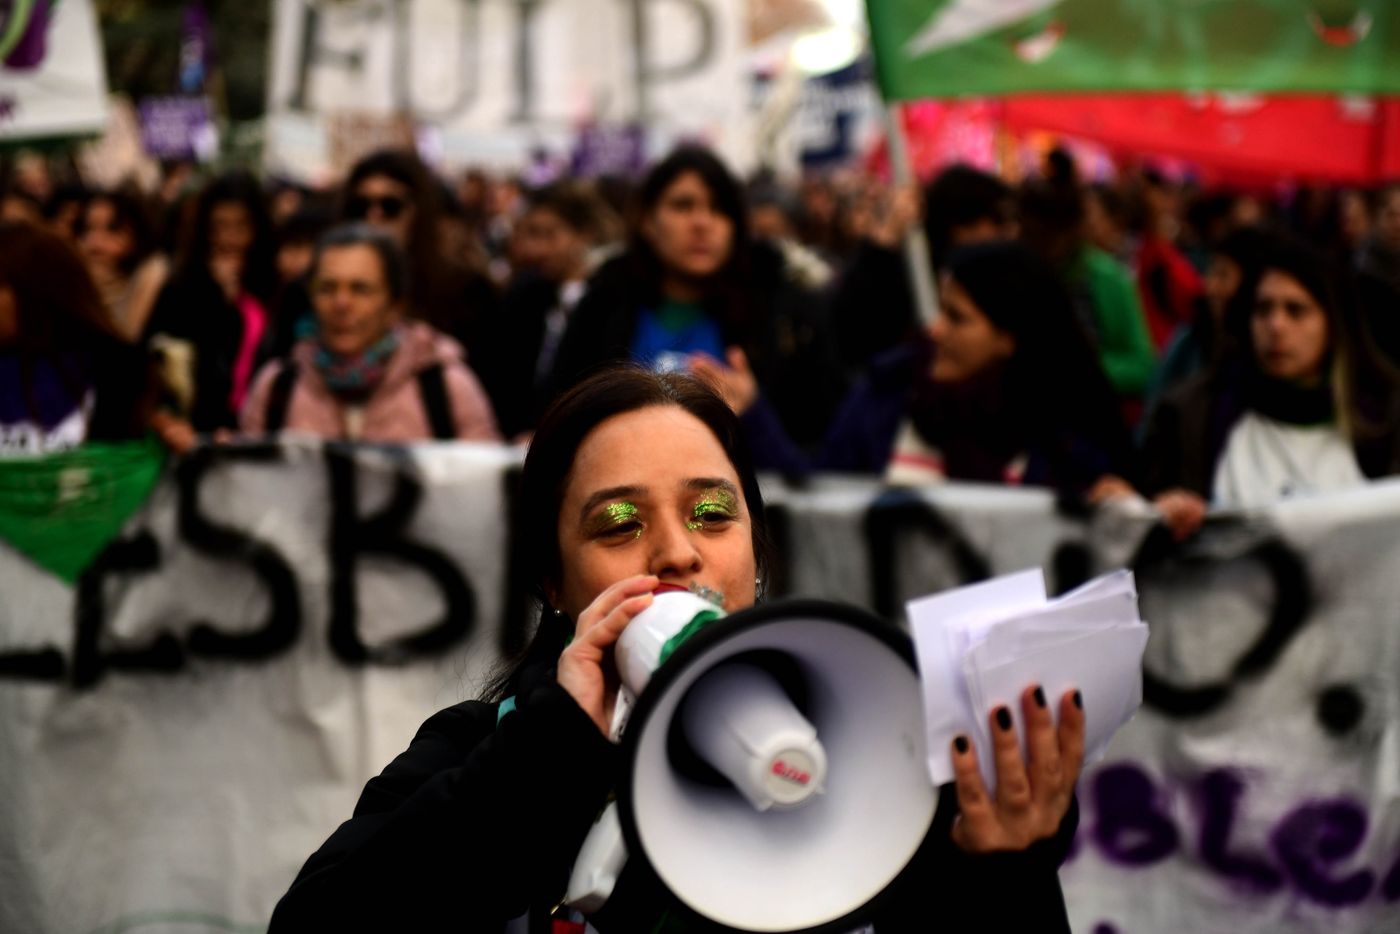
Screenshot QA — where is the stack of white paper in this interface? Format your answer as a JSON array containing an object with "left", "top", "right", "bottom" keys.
[{"left": 908, "top": 568, "right": 1149, "bottom": 792}]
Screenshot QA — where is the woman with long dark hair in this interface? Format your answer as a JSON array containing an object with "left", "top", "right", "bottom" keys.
[
  {"left": 1141, "top": 235, "right": 1400, "bottom": 538},
  {"left": 76, "top": 189, "right": 169, "bottom": 342},
  {"left": 699, "top": 240, "right": 1135, "bottom": 498},
  {"left": 143, "top": 171, "right": 277, "bottom": 443},
  {"left": 270, "top": 367, "right": 1084, "bottom": 932},
  {"left": 0, "top": 221, "right": 153, "bottom": 453},
  {"left": 548, "top": 146, "right": 845, "bottom": 448}
]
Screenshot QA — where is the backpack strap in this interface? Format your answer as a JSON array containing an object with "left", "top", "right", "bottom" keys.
[
  {"left": 416, "top": 363, "right": 456, "bottom": 440},
  {"left": 264, "top": 360, "right": 298, "bottom": 435}
]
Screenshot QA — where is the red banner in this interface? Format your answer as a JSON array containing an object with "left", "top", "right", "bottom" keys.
[{"left": 1001, "top": 94, "right": 1400, "bottom": 184}]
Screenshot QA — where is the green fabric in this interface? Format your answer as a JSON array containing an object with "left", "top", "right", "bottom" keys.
[
  {"left": 495, "top": 695, "right": 517, "bottom": 726},
  {"left": 656, "top": 610, "right": 722, "bottom": 668},
  {"left": 867, "top": 1, "right": 1400, "bottom": 100},
  {"left": 1069, "top": 247, "right": 1157, "bottom": 397},
  {"left": 654, "top": 300, "right": 707, "bottom": 333},
  {"left": 0, "top": 439, "right": 165, "bottom": 583}
]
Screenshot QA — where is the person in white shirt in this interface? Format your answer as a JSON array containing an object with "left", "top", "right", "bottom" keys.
[{"left": 1141, "top": 234, "right": 1400, "bottom": 538}]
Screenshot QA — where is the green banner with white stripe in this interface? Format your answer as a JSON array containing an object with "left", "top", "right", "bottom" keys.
[{"left": 866, "top": 0, "right": 1400, "bottom": 100}]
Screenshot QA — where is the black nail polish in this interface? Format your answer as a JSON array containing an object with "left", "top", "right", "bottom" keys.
[
  {"left": 995, "top": 706, "right": 1012, "bottom": 731},
  {"left": 954, "top": 735, "right": 969, "bottom": 754},
  {"left": 1033, "top": 686, "right": 1046, "bottom": 708},
  {"left": 1073, "top": 690, "right": 1083, "bottom": 710}
]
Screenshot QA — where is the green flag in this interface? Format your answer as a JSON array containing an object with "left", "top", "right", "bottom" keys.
[
  {"left": 0, "top": 440, "right": 165, "bottom": 583},
  {"left": 867, "top": 0, "right": 1400, "bottom": 100}
]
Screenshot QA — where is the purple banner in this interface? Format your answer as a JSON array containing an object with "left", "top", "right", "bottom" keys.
[
  {"left": 569, "top": 122, "right": 647, "bottom": 178},
  {"left": 138, "top": 96, "right": 215, "bottom": 160}
]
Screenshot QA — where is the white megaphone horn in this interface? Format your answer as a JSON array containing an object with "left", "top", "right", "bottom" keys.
[{"left": 565, "top": 589, "right": 938, "bottom": 933}]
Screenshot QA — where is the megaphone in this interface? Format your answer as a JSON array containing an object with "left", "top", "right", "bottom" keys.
[{"left": 567, "top": 590, "right": 937, "bottom": 933}]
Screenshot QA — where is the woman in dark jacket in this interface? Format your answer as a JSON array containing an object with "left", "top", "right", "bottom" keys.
[
  {"left": 473, "top": 181, "right": 613, "bottom": 439},
  {"left": 143, "top": 171, "right": 277, "bottom": 439},
  {"left": 700, "top": 241, "right": 1135, "bottom": 500},
  {"left": 547, "top": 147, "right": 845, "bottom": 449},
  {"left": 269, "top": 368, "right": 1085, "bottom": 933},
  {"left": 1140, "top": 235, "right": 1400, "bottom": 538}
]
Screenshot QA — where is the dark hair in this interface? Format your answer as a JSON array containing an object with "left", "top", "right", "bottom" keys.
[
  {"left": 310, "top": 223, "right": 410, "bottom": 302},
  {"left": 1085, "top": 183, "right": 1129, "bottom": 228},
  {"left": 0, "top": 221, "right": 122, "bottom": 420},
  {"left": 482, "top": 366, "right": 772, "bottom": 701},
  {"left": 1223, "top": 235, "right": 1338, "bottom": 355},
  {"left": 1018, "top": 149, "right": 1086, "bottom": 265},
  {"left": 344, "top": 149, "right": 442, "bottom": 257},
  {"left": 945, "top": 240, "right": 1133, "bottom": 472},
  {"left": 526, "top": 181, "right": 608, "bottom": 240},
  {"left": 44, "top": 183, "right": 90, "bottom": 221},
  {"left": 923, "top": 165, "right": 1014, "bottom": 268},
  {"left": 344, "top": 149, "right": 479, "bottom": 332},
  {"left": 275, "top": 204, "right": 334, "bottom": 249},
  {"left": 1222, "top": 235, "right": 1400, "bottom": 441},
  {"left": 747, "top": 179, "right": 799, "bottom": 222},
  {"left": 628, "top": 146, "right": 750, "bottom": 301},
  {"left": 1211, "top": 225, "right": 1276, "bottom": 274},
  {"left": 77, "top": 190, "right": 158, "bottom": 275},
  {"left": 0, "top": 220, "right": 116, "bottom": 344},
  {"left": 179, "top": 170, "right": 277, "bottom": 303}
]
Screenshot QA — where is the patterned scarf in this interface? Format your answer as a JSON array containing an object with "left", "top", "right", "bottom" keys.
[{"left": 312, "top": 328, "right": 400, "bottom": 403}]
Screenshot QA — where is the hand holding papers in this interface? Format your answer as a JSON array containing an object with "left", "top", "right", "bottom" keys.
[{"left": 908, "top": 569, "right": 1149, "bottom": 792}]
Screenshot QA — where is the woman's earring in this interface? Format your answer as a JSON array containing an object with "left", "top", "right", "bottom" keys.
[{"left": 755, "top": 576, "right": 766, "bottom": 602}]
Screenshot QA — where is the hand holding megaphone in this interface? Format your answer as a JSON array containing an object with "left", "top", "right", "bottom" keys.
[
  {"left": 566, "top": 592, "right": 938, "bottom": 930},
  {"left": 611, "top": 585, "right": 828, "bottom": 811},
  {"left": 555, "top": 574, "right": 661, "bottom": 736}
]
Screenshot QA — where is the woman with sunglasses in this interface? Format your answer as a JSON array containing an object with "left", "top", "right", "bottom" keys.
[
  {"left": 269, "top": 367, "right": 1084, "bottom": 932},
  {"left": 341, "top": 150, "right": 498, "bottom": 361}
]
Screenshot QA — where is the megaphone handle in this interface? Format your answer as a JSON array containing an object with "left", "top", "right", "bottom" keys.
[
  {"left": 607, "top": 689, "right": 636, "bottom": 743},
  {"left": 564, "top": 801, "right": 628, "bottom": 914}
]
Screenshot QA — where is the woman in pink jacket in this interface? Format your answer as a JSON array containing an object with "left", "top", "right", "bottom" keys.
[{"left": 241, "top": 224, "right": 500, "bottom": 443}]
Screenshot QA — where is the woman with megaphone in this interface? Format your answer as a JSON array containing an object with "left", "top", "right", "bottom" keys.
[{"left": 270, "top": 367, "right": 1085, "bottom": 933}]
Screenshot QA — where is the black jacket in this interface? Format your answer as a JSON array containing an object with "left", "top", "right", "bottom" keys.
[
  {"left": 143, "top": 271, "right": 250, "bottom": 432},
  {"left": 270, "top": 662, "right": 1077, "bottom": 933},
  {"left": 472, "top": 273, "right": 558, "bottom": 439}
]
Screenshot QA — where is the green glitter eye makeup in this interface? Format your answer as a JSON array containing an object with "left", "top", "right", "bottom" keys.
[
  {"left": 590, "top": 501, "right": 642, "bottom": 539},
  {"left": 687, "top": 487, "right": 739, "bottom": 531}
]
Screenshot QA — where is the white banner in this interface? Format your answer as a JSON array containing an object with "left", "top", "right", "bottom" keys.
[
  {"left": 263, "top": 0, "right": 753, "bottom": 181},
  {"left": 2, "top": 440, "right": 1399, "bottom": 932},
  {"left": 0, "top": 0, "right": 108, "bottom": 140}
]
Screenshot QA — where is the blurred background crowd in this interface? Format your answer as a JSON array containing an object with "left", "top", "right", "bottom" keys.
[{"left": 3, "top": 141, "right": 1399, "bottom": 538}]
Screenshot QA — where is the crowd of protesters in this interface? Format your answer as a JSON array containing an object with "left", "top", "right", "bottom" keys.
[{"left": 2, "top": 144, "right": 1399, "bottom": 536}]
